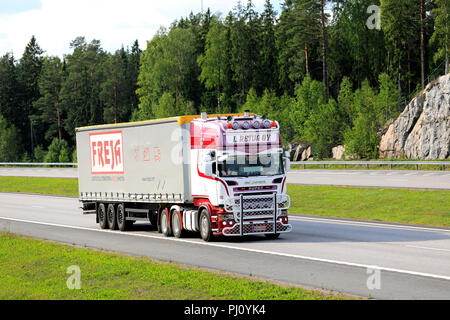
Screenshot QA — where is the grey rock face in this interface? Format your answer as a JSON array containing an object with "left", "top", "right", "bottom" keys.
[
  {"left": 379, "top": 74, "right": 450, "bottom": 159},
  {"left": 332, "top": 145, "right": 345, "bottom": 160}
]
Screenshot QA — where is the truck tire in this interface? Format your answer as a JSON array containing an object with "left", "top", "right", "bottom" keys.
[
  {"left": 98, "top": 203, "right": 109, "bottom": 229},
  {"left": 171, "top": 210, "right": 184, "bottom": 238},
  {"left": 107, "top": 204, "right": 118, "bottom": 230},
  {"left": 199, "top": 209, "right": 213, "bottom": 242},
  {"left": 117, "top": 204, "right": 129, "bottom": 231},
  {"left": 160, "top": 209, "right": 172, "bottom": 237}
]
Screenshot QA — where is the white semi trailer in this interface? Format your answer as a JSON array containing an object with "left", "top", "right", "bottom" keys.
[{"left": 76, "top": 112, "right": 292, "bottom": 241}]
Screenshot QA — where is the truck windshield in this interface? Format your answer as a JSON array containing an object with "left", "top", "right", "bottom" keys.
[{"left": 218, "top": 153, "right": 284, "bottom": 177}]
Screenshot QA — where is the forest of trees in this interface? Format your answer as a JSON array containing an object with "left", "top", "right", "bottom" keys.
[{"left": 0, "top": 0, "right": 449, "bottom": 161}]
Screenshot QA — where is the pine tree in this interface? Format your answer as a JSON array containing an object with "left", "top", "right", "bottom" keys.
[
  {"left": 430, "top": 0, "right": 450, "bottom": 73},
  {"left": 381, "top": 0, "right": 420, "bottom": 94},
  {"left": 17, "top": 36, "right": 44, "bottom": 153},
  {"left": 277, "top": 0, "right": 321, "bottom": 92},
  {"left": 0, "top": 53, "right": 21, "bottom": 128},
  {"left": 33, "top": 56, "right": 64, "bottom": 143},
  {"left": 198, "top": 18, "right": 228, "bottom": 110},
  {"left": 101, "top": 48, "right": 129, "bottom": 124},
  {"left": 260, "top": 0, "right": 279, "bottom": 92}
]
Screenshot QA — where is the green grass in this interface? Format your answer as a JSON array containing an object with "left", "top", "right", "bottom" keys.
[
  {"left": 288, "top": 185, "right": 450, "bottom": 227},
  {"left": 0, "top": 176, "right": 448, "bottom": 227},
  {"left": 291, "top": 162, "right": 450, "bottom": 171},
  {"left": 0, "top": 233, "right": 343, "bottom": 300},
  {"left": 0, "top": 176, "right": 78, "bottom": 197}
]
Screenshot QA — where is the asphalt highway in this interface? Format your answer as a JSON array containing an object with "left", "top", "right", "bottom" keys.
[
  {"left": 0, "top": 192, "right": 449, "bottom": 299},
  {"left": 288, "top": 169, "right": 450, "bottom": 189},
  {"left": 1, "top": 167, "right": 449, "bottom": 189}
]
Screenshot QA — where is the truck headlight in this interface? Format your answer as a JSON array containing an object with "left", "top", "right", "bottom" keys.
[
  {"left": 279, "top": 210, "right": 288, "bottom": 217},
  {"left": 277, "top": 194, "right": 290, "bottom": 209},
  {"left": 218, "top": 214, "right": 234, "bottom": 221}
]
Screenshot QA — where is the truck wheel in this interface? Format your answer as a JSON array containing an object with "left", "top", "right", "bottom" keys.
[
  {"left": 199, "top": 209, "right": 213, "bottom": 242},
  {"left": 171, "top": 210, "right": 184, "bottom": 238},
  {"left": 117, "top": 204, "right": 129, "bottom": 231},
  {"left": 265, "top": 233, "right": 280, "bottom": 240},
  {"left": 107, "top": 204, "right": 118, "bottom": 230},
  {"left": 160, "top": 209, "right": 172, "bottom": 237},
  {"left": 98, "top": 203, "right": 109, "bottom": 229}
]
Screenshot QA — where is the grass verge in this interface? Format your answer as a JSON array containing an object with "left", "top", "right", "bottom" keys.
[
  {"left": 0, "top": 176, "right": 448, "bottom": 227},
  {"left": 288, "top": 185, "right": 450, "bottom": 227},
  {"left": 0, "top": 176, "right": 78, "bottom": 197},
  {"left": 0, "top": 232, "right": 343, "bottom": 300}
]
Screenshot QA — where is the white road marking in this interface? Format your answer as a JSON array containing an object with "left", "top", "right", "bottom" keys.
[
  {"left": 288, "top": 215, "right": 450, "bottom": 233},
  {"left": 1, "top": 216, "right": 450, "bottom": 281},
  {"left": 405, "top": 245, "right": 450, "bottom": 253}
]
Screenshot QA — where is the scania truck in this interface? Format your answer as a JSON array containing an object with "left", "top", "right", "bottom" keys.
[{"left": 76, "top": 112, "right": 292, "bottom": 241}]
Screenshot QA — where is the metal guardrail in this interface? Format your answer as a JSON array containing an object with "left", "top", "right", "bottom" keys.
[
  {"left": 0, "top": 162, "right": 77, "bottom": 167},
  {"left": 291, "top": 161, "right": 449, "bottom": 170}
]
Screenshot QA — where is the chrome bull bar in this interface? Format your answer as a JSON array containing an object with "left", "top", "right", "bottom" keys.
[{"left": 223, "top": 193, "right": 292, "bottom": 236}]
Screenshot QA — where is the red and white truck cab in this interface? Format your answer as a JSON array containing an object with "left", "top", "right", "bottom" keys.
[{"left": 190, "top": 111, "right": 292, "bottom": 239}]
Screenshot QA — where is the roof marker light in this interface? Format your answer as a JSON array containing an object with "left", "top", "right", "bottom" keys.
[
  {"left": 253, "top": 121, "right": 260, "bottom": 129},
  {"left": 232, "top": 121, "right": 239, "bottom": 130},
  {"left": 242, "top": 121, "right": 250, "bottom": 129}
]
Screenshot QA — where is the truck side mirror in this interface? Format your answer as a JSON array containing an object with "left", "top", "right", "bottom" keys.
[
  {"left": 204, "top": 155, "right": 213, "bottom": 176},
  {"left": 284, "top": 151, "right": 291, "bottom": 172},
  {"left": 204, "top": 162, "right": 213, "bottom": 176}
]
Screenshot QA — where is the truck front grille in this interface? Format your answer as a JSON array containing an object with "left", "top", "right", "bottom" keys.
[{"left": 224, "top": 193, "right": 290, "bottom": 221}]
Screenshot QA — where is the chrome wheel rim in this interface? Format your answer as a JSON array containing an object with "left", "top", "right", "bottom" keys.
[
  {"left": 161, "top": 213, "right": 168, "bottom": 233},
  {"left": 201, "top": 215, "right": 208, "bottom": 238},
  {"left": 173, "top": 214, "right": 180, "bottom": 234}
]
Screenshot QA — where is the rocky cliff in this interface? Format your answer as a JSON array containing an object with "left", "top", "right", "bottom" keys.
[{"left": 379, "top": 74, "right": 450, "bottom": 159}]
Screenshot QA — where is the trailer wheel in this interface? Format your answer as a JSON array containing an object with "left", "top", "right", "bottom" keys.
[
  {"left": 98, "top": 203, "right": 109, "bottom": 229},
  {"left": 199, "top": 209, "right": 212, "bottom": 242},
  {"left": 117, "top": 204, "right": 129, "bottom": 231},
  {"left": 160, "top": 209, "right": 172, "bottom": 237},
  {"left": 171, "top": 210, "right": 184, "bottom": 238},
  {"left": 107, "top": 204, "right": 118, "bottom": 230}
]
